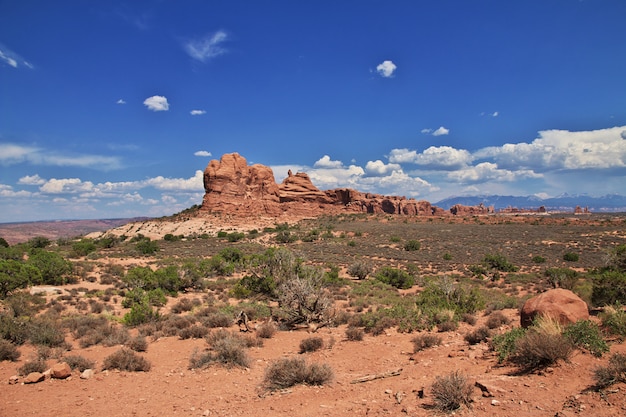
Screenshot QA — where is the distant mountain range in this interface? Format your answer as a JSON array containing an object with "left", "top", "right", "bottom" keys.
[{"left": 434, "top": 194, "right": 626, "bottom": 212}]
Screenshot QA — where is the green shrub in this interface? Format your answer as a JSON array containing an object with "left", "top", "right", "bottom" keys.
[
  {"left": 443, "top": 253, "right": 453, "bottom": 261},
  {"left": 123, "top": 300, "right": 161, "bottom": 327},
  {"left": 482, "top": 254, "right": 518, "bottom": 272},
  {"left": 563, "top": 320, "right": 608, "bottom": 357},
  {"left": 545, "top": 267, "right": 578, "bottom": 289},
  {"left": 27, "top": 236, "right": 51, "bottom": 249},
  {"left": 599, "top": 305, "right": 626, "bottom": 337},
  {"left": 299, "top": 336, "right": 324, "bottom": 353},
  {"left": 71, "top": 239, "right": 97, "bottom": 257},
  {"left": 102, "top": 348, "right": 151, "bottom": 372},
  {"left": 563, "top": 252, "right": 579, "bottom": 262},
  {"left": 0, "top": 260, "right": 40, "bottom": 298},
  {"left": 136, "top": 238, "right": 158, "bottom": 255},
  {"left": 263, "top": 357, "right": 333, "bottom": 391},
  {"left": 591, "top": 271, "right": 626, "bottom": 307},
  {"left": 374, "top": 267, "right": 414, "bottom": 289},
  {"left": 593, "top": 353, "right": 626, "bottom": 389},
  {"left": 227, "top": 232, "right": 245, "bottom": 242},
  {"left": 0, "top": 339, "right": 20, "bottom": 361},
  {"left": 430, "top": 371, "right": 473, "bottom": 411},
  {"left": 532, "top": 255, "right": 546, "bottom": 263},
  {"left": 411, "top": 333, "right": 441, "bottom": 352},
  {"left": 26, "top": 250, "right": 73, "bottom": 285},
  {"left": 491, "top": 327, "right": 527, "bottom": 363},
  {"left": 404, "top": 240, "right": 421, "bottom": 251},
  {"left": 0, "top": 237, "right": 8, "bottom": 248},
  {"left": 605, "top": 244, "right": 626, "bottom": 272},
  {"left": 217, "top": 231, "right": 228, "bottom": 238}
]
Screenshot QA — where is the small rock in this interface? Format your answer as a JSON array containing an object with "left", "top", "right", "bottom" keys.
[
  {"left": 24, "top": 372, "right": 45, "bottom": 384},
  {"left": 8, "top": 375, "right": 19, "bottom": 385},
  {"left": 384, "top": 389, "right": 393, "bottom": 394},
  {"left": 51, "top": 362, "right": 72, "bottom": 379},
  {"left": 80, "top": 369, "right": 95, "bottom": 380},
  {"left": 491, "top": 400, "right": 500, "bottom": 406}
]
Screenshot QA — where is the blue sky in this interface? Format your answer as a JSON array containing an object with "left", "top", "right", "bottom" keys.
[{"left": 1, "top": 0, "right": 625, "bottom": 222}]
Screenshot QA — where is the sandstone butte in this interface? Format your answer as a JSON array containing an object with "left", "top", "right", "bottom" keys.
[{"left": 200, "top": 152, "right": 494, "bottom": 218}]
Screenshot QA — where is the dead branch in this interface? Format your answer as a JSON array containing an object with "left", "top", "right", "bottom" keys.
[{"left": 350, "top": 368, "right": 402, "bottom": 384}]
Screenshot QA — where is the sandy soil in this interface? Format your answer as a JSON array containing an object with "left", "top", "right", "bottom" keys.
[{"left": 2, "top": 308, "right": 626, "bottom": 417}]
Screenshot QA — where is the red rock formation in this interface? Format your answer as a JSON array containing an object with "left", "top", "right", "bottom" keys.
[
  {"left": 520, "top": 288, "right": 589, "bottom": 328},
  {"left": 449, "top": 203, "right": 494, "bottom": 215},
  {"left": 200, "top": 153, "right": 491, "bottom": 218}
]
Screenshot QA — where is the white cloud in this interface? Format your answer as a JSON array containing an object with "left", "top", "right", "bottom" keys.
[
  {"left": 143, "top": 170, "right": 204, "bottom": 191},
  {"left": 389, "top": 146, "right": 472, "bottom": 169},
  {"left": 194, "top": 150, "right": 212, "bottom": 157},
  {"left": 314, "top": 155, "right": 344, "bottom": 169},
  {"left": 143, "top": 95, "right": 169, "bottom": 111},
  {"left": 40, "top": 178, "right": 95, "bottom": 194},
  {"left": 0, "top": 44, "right": 32, "bottom": 69},
  {"left": 421, "top": 128, "right": 432, "bottom": 134},
  {"left": 0, "top": 184, "right": 32, "bottom": 197},
  {"left": 0, "top": 143, "right": 122, "bottom": 170},
  {"left": 475, "top": 125, "right": 626, "bottom": 171},
  {"left": 447, "top": 162, "right": 541, "bottom": 184},
  {"left": 432, "top": 126, "right": 450, "bottom": 136},
  {"left": 190, "top": 109, "right": 206, "bottom": 116},
  {"left": 184, "top": 30, "right": 228, "bottom": 62},
  {"left": 18, "top": 174, "right": 45, "bottom": 185},
  {"left": 116, "top": 99, "right": 126, "bottom": 104},
  {"left": 365, "top": 160, "right": 401, "bottom": 176},
  {"left": 491, "top": 111, "right": 499, "bottom": 117},
  {"left": 376, "top": 60, "right": 397, "bottom": 78}
]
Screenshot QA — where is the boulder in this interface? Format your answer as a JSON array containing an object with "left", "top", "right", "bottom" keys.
[
  {"left": 520, "top": 288, "right": 589, "bottom": 328},
  {"left": 51, "top": 362, "right": 72, "bottom": 379},
  {"left": 24, "top": 372, "right": 45, "bottom": 384},
  {"left": 80, "top": 369, "right": 95, "bottom": 380}
]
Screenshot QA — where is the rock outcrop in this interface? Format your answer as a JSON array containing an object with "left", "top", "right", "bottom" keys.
[
  {"left": 200, "top": 153, "right": 488, "bottom": 218},
  {"left": 520, "top": 288, "right": 589, "bottom": 328}
]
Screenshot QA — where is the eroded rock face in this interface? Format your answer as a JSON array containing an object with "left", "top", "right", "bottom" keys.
[
  {"left": 449, "top": 203, "right": 494, "bottom": 216},
  {"left": 520, "top": 288, "right": 589, "bottom": 328},
  {"left": 199, "top": 153, "right": 473, "bottom": 218}
]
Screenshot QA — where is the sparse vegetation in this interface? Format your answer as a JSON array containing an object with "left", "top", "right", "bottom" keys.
[
  {"left": 593, "top": 353, "right": 626, "bottom": 389},
  {"left": 263, "top": 357, "right": 333, "bottom": 391},
  {"left": 102, "top": 348, "right": 151, "bottom": 372},
  {"left": 411, "top": 333, "right": 442, "bottom": 352},
  {"left": 430, "top": 370, "right": 473, "bottom": 411},
  {"left": 299, "top": 336, "right": 324, "bottom": 353}
]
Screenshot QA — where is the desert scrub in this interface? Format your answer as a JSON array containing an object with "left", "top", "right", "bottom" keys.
[
  {"left": 102, "top": 348, "right": 151, "bottom": 372},
  {"left": 563, "top": 320, "right": 608, "bottom": 357},
  {"left": 345, "top": 326, "right": 364, "bottom": 341},
  {"left": 593, "top": 353, "right": 626, "bottom": 389},
  {"left": 190, "top": 330, "right": 251, "bottom": 369},
  {"left": 299, "top": 336, "right": 324, "bottom": 353},
  {"left": 485, "top": 311, "right": 510, "bottom": 329},
  {"left": 127, "top": 335, "right": 148, "bottom": 352},
  {"left": 255, "top": 322, "right": 276, "bottom": 339},
  {"left": 509, "top": 317, "right": 574, "bottom": 372},
  {"left": 599, "top": 304, "right": 626, "bottom": 337},
  {"left": 403, "top": 239, "right": 421, "bottom": 251},
  {"left": 62, "top": 354, "right": 95, "bottom": 372},
  {"left": 464, "top": 326, "right": 491, "bottom": 345},
  {"left": 263, "top": 357, "right": 333, "bottom": 391},
  {"left": 411, "top": 333, "right": 442, "bottom": 352},
  {"left": 0, "top": 339, "right": 20, "bottom": 361},
  {"left": 430, "top": 370, "right": 474, "bottom": 412},
  {"left": 347, "top": 260, "right": 372, "bottom": 280},
  {"left": 563, "top": 252, "right": 579, "bottom": 262},
  {"left": 491, "top": 327, "right": 527, "bottom": 363},
  {"left": 373, "top": 266, "right": 414, "bottom": 289},
  {"left": 18, "top": 358, "right": 48, "bottom": 376}
]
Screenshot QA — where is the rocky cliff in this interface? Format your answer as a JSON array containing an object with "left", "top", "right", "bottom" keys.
[{"left": 200, "top": 153, "right": 471, "bottom": 218}]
